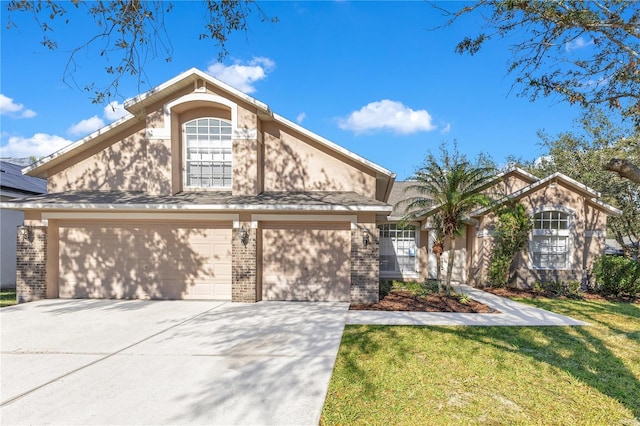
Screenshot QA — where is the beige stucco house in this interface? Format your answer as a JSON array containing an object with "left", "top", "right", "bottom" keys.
[
  {"left": 382, "top": 168, "right": 621, "bottom": 288},
  {"left": 4, "top": 68, "right": 395, "bottom": 303},
  {"left": 2, "top": 69, "right": 620, "bottom": 303}
]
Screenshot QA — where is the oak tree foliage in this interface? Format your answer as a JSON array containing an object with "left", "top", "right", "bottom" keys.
[
  {"left": 5, "top": 0, "right": 277, "bottom": 104},
  {"left": 522, "top": 108, "right": 640, "bottom": 258},
  {"left": 437, "top": 0, "right": 640, "bottom": 183}
]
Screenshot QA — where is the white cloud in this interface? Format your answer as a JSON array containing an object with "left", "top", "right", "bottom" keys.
[
  {"left": 0, "top": 94, "right": 37, "bottom": 118},
  {"left": 338, "top": 100, "right": 436, "bottom": 135},
  {"left": 206, "top": 57, "right": 275, "bottom": 93},
  {"left": 565, "top": 36, "right": 594, "bottom": 52},
  {"left": 0, "top": 133, "right": 73, "bottom": 158},
  {"left": 296, "top": 112, "right": 306, "bottom": 124},
  {"left": 440, "top": 123, "right": 451, "bottom": 134},
  {"left": 103, "top": 101, "right": 128, "bottom": 121},
  {"left": 67, "top": 115, "right": 105, "bottom": 136},
  {"left": 21, "top": 109, "right": 37, "bottom": 118}
]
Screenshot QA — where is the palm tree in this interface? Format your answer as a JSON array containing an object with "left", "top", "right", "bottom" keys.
[{"left": 402, "top": 147, "right": 494, "bottom": 295}]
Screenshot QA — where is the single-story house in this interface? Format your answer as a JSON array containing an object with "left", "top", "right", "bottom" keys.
[
  {"left": 1, "top": 68, "right": 621, "bottom": 302},
  {"left": 0, "top": 160, "right": 47, "bottom": 289},
  {"left": 382, "top": 168, "right": 621, "bottom": 287}
]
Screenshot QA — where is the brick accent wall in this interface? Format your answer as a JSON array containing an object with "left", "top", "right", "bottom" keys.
[
  {"left": 232, "top": 226, "right": 257, "bottom": 302},
  {"left": 16, "top": 226, "right": 47, "bottom": 303},
  {"left": 350, "top": 226, "right": 379, "bottom": 303}
]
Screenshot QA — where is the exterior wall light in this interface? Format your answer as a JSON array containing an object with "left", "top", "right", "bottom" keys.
[
  {"left": 362, "top": 228, "right": 370, "bottom": 247},
  {"left": 239, "top": 225, "right": 249, "bottom": 246}
]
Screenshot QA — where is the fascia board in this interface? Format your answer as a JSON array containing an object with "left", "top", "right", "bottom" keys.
[
  {"left": 22, "top": 114, "right": 138, "bottom": 177},
  {"left": 124, "top": 68, "right": 271, "bottom": 114}
]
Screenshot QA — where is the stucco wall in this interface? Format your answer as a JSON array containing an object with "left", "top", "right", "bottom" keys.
[
  {"left": 261, "top": 122, "right": 377, "bottom": 197},
  {"left": 48, "top": 124, "right": 147, "bottom": 192},
  {"left": 471, "top": 181, "right": 610, "bottom": 287}
]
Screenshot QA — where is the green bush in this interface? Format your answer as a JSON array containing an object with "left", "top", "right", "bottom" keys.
[
  {"left": 593, "top": 256, "right": 640, "bottom": 297},
  {"left": 488, "top": 254, "right": 511, "bottom": 287},
  {"left": 379, "top": 279, "right": 392, "bottom": 298},
  {"left": 401, "top": 280, "right": 426, "bottom": 296},
  {"left": 533, "top": 280, "right": 581, "bottom": 297}
]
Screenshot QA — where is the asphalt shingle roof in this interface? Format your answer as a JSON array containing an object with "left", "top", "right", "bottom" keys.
[
  {"left": 0, "top": 161, "right": 46, "bottom": 195},
  {"left": 3, "top": 190, "right": 391, "bottom": 212}
]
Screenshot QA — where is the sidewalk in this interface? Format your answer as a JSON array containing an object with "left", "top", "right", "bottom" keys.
[{"left": 346, "top": 284, "right": 589, "bottom": 326}]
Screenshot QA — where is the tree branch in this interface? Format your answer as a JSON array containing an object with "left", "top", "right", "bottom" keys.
[{"left": 605, "top": 158, "right": 640, "bottom": 183}]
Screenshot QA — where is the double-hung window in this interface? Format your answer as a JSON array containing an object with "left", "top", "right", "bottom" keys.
[
  {"left": 531, "top": 210, "right": 570, "bottom": 269},
  {"left": 379, "top": 224, "right": 418, "bottom": 275},
  {"left": 184, "top": 118, "right": 232, "bottom": 188}
]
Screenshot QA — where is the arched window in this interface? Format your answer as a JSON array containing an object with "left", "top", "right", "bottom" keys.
[
  {"left": 183, "top": 118, "right": 232, "bottom": 188},
  {"left": 531, "top": 210, "right": 570, "bottom": 269}
]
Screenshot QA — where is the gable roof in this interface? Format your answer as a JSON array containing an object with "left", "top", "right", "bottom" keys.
[
  {"left": 470, "top": 172, "right": 622, "bottom": 217},
  {"left": 387, "top": 167, "right": 541, "bottom": 221},
  {"left": 23, "top": 68, "right": 395, "bottom": 194},
  {"left": 0, "top": 161, "right": 46, "bottom": 197},
  {"left": 385, "top": 168, "right": 621, "bottom": 223}
]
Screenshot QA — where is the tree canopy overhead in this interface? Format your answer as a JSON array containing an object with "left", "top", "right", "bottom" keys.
[
  {"left": 439, "top": 0, "right": 640, "bottom": 127},
  {"left": 5, "top": 0, "right": 277, "bottom": 104}
]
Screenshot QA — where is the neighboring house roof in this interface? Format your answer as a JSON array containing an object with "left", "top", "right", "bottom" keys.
[
  {"left": 0, "top": 161, "right": 46, "bottom": 198},
  {"left": 470, "top": 172, "right": 622, "bottom": 217},
  {"left": 1, "top": 191, "right": 392, "bottom": 213},
  {"left": 23, "top": 68, "right": 396, "bottom": 200}
]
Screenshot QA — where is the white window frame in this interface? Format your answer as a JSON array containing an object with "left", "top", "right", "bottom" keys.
[
  {"left": 379, "top": 223, "right": 419, "bottom": 278},
  {"left": 183, "top": 117, "right": 233, "bottom": 189},
  {"left": 530, "top": 207, "right": 574, "bottom": 270}
]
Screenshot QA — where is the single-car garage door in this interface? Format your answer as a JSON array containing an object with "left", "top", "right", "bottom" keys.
[
  {"left": 262, "top": 222, "right": 351, "bottom": 301},
  {"left": 58, "top": 221, "right": 232, "bottom": 300}
]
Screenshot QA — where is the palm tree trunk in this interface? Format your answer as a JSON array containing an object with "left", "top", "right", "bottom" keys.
[
  {"left": 436, "top": 253, "right": 442, "bottom": 293},
  {"left": 445, "top": 236, "right": 456, "bottom": 296}
]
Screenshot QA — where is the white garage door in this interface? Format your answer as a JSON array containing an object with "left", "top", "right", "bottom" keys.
[
  {"left": 58, "top": 221, "right": 232, "bottom": 300},
  {"left": 262, "top": 222, "right": 351, "bottom": 301}
]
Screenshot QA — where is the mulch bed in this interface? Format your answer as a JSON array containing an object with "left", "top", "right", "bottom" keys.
[
  {"left": 350, "top": 289, "right": 496, "bottom": 313},
  {"left": 483, "top": 287, "right": 639, "bottom": 304}
]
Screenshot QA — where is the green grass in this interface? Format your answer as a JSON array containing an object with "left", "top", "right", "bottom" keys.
[
  {"left": 1, "top": 289, "right": 17, "bottom": 308},
  {"left": 321, "top": 298, "right": 640, "bottom": 425}
]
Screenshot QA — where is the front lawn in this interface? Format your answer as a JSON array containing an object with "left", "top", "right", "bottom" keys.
[
  {"left": 1, "top": 289, "right": 17, "bottom": 308},
  {"left": 321, "top": 298, "right": 640, "bottom": 425}
]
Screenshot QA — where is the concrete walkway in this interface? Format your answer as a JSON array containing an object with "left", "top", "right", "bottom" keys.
[{"left": 347, "top": 284, "right": 589, "bottom": 326}]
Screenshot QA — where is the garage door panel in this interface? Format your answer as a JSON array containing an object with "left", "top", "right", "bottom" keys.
[
  {"left": 262, "top": 222, "right": 351, "bottom": 302},
  {"left": 59, "top": 222, "right": 231, "bottom": 300}
]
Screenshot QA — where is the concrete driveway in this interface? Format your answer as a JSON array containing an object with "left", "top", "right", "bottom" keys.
[{"left": 1, "top": 299, "right": 349, "bottom": 425}]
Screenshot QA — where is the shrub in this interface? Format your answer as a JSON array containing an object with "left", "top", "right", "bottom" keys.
[
  {"left": 593, "top": 256, "right": 640, "bottom": 297},
  {"left": 379, "top": 280, "right": 392, "bottom": 298},
  {"left": 487, "top": 201, "right": 532, "bottom": 287},
  {"left": 422, "top": 279, "right": 440, "bottom": 294},
  {"left": 533, "top": 280, "right": 582, "bottom": 297}
]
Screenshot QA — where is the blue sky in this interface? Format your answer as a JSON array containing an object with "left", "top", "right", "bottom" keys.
[{"left": 0, "top": 1, "right": 587, "bottom": 179}]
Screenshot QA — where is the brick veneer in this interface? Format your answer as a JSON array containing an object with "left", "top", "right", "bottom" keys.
[
  {"left": 350, "top": 226, "right": 379, "bottom": 303},
  {"left": 232, "top": 226, "right": 258, "bottom": 302},
  {"left": 16, "top": 226, "right": 47, "bottom": 303}
]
